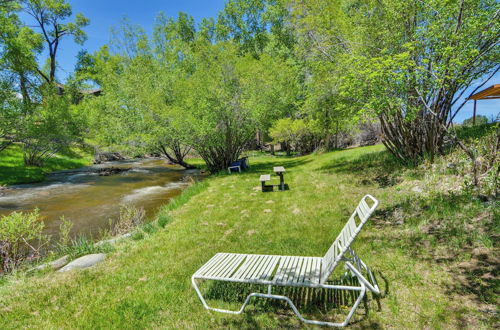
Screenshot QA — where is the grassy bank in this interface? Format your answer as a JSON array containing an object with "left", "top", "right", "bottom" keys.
[
  {"left": 0, "top": 144, "right": 497, "bottom": 328},
  {"left": 0, "top": 144, "right": 93, "bottom": 185}
]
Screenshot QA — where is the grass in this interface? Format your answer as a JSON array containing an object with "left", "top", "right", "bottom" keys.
[
  {"left": 0, "top": 144, "right": 93, "bottom": 185},
  {"left": 0, "top": 144, "right": 497, "bottom": 328}
]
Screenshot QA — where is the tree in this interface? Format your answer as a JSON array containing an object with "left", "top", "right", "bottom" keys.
[
  {"left": 81, "top": 17, "right": 196, "bottom": 168},
  {"left": 463, "top": 115, "right": 489, "bottom": 126},
  {"left": 179, "top": 43, "right": 258, "bottom": 172},
  {"left": 0, "top": 0, "right": 89, "bottom": 166},
  {"left": 292, "top": 0, "right": 500, "bottom": 162},
  {"left": 23, "top": 0, "right": 89, "bottom": 84},
  {"left": 19, "top": 85, "right": 83, "bottom": 166},
  {"left": 269, "top": 117, "right": 321, "bottom": 155},
  {"left": 240, "top": 53, "right": 300, "bottom": 147},
  {"left": 0, "top": 80, "right": 20, "bottom": 152},
  {"left": 216, "top": 0, "right": 295, "bottom": 58}
]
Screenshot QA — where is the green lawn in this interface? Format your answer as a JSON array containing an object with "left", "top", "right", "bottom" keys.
[
  {"left": 0, "top": 144, "right": 93, "bottom": 185},
  {"left": 0, "top": 145, "right": 497, "bottom": 328}
]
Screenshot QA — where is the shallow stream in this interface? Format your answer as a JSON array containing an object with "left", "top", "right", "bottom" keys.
[{"left": 0, "top": 159, "right": 200, "bottom": 241}]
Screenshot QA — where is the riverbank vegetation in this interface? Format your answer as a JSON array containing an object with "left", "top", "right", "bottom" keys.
[
  {"left": 0, "top": 144, "right": 92, "bottom": 185},
  {"left": 1, "top": 0, "right": 498, "bottom": 174},
  {"left": 0, "top": 142, "right": 498, "bottom": 328}
]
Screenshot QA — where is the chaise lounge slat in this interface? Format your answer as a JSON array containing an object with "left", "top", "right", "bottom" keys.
[{"left": 192, "top": 195, "right": 380, "bottom": 327}]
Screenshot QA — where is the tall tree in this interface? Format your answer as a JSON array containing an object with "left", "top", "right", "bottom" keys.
[
  {"left": 0, "top": 0, "right": 89, "bottom": 164},
  {"left": 293, "top": 0, "right": 500, "bottom": 162},
  {"left": 23, "top": 0, "right": 89, "bottom": 84}
]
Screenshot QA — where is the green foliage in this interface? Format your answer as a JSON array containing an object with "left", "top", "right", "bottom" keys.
[
  {"left": 293, "top": 0, "right": 500, "bottom": 161},
  {"left": 57, "top": 216, "right": 73, "bottom": 248},
  {"left": 463, "top": 115, "right": 489, "bottom": 126},
  {"left": 0, "top": 0, "right": 89, "bottom": 169},
  {"left": 157, "top": 214, "right": 173, "bottom": 228},
  {"left": 0, "top": 209, "right": 45, "bottom": 273},
  {"left": 130, "top": 231, "right": 144, "bottom": 241},
  {"left": 269, "top": 118, "right": 322, "bottom": 154},
  {"left": 178, "top": 43, "right": 258, "bottom": 172},
  {"left": 0, "top": 143, "right": 92, "bottom": 185},
  {"left": 58, "top": 235, "right": 113, "bottom": 260},
  {"left": 216, "top": 0, "right": 294, "bottom": 57},
  {"left": 141, "top": 223, "right": 157, "bottom": 235},
  {"left": 110, "top": 205, "right": 145, "bottom": 236},
  {"left": 19, "top": 89, "right": 84, "bottom": 166}
]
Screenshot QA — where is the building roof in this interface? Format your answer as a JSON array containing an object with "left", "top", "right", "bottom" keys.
[
  {"left": 468, "top": 84, "right": 500, "bottom": 100},
  {"left": 56, "top": 83, "right": 101, "bottom": 95}
]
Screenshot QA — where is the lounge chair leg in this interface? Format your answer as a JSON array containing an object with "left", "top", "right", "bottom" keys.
[
  {"left": 192, "top": 277, "right": 255, "bottom": 314},
  {"left": 345, "top": 262, "right": 380, "bottom": 295},
  {"left": 192, "top": 276, "right": 366, "bottom": 327}
]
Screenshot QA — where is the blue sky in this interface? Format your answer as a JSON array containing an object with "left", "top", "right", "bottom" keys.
[
  {"left": 22, "top": 0, "right": 499, "bottom": 123},
  {"left": 452, "top": 72, "right": 499, "bottom": 123},
  {"left": 30, "top": 0, "right": 227, "bottom": 80}
]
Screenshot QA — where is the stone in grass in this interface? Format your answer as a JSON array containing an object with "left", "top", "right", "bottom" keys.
[
  {"left": 58, "top": 253, "right": 106, "bottom": 272},
  {"left": 31, "top": 255, "right": 69, "bottom": 272},
  {"left": 411, "top": 186, "right": 423, "bottom": 193}
]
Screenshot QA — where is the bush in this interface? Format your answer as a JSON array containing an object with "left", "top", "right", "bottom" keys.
[
  {"left": 269, "top": 118, "right": 322, "bottom": 155},
  {"left": 131, "top": 231, "right": 144, "bottom": 241},
  {"left": 111, "top": 205, "right": 145, "bottom": 236},
  {"left": 0, "top": 209, "right": 45, "bottom": 273},
  {"left": 141, "top": 223, "right": 157, "bottom": 234},
  {"left": 157, "top": 214, "right": 173, "bottom": 228}
]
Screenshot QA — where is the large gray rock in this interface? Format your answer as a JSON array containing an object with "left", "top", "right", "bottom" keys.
[
  {"left": 30, "top": 255, "right": 69, "bottom": 272},
  {"left": 58, "top": 253, "right": 106, "bottom": 272}
]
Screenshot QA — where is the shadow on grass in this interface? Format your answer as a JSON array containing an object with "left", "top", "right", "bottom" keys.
[
  {"left": 454, "top": 123, "right": 497, "bottom": 142},
  {"left": 372, "top": 191, "right": 498, "bottom": 306},
  {"left": 246, "top": 158, "right": 312, "bottom": 174},
  {"left": 316, "top": 150, "right": 408, "bottom": 187},
  {"left": 223, "top": 157, "right": 312, "bottom": 178},
  {"left": 199, "top": 273, "right": 388, "bottom": 327}
]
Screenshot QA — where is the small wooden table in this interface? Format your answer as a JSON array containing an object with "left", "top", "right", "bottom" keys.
[{"left": 273, "top": 166, "right": 286, "bottom": 191}]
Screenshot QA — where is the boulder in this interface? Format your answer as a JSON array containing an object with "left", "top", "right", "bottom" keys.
[
  {"left": 93, "top": 152, "right": 125, "bottom": 164},
  {"left": 58, "top": 253, "right": 106, "bottom": 272},
  {"left": 30, "top": 255, "right": 69, "bottom": 272},
  {"left": 96, "top": 167, "right": 130, "bottom": 176}
]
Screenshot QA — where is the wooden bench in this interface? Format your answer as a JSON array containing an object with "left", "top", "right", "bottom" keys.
[{"left": 260, "top": 174, "right": 273, "bottom": 192}]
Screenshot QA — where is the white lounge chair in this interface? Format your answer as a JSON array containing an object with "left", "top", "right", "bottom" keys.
[{"left": 192, "top": 195, "right": 380, "bottom": 327}]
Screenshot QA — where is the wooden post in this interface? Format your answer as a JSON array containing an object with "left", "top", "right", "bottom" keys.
[{"left": 473, "top": 99, "right": 477, "bottom": 125}]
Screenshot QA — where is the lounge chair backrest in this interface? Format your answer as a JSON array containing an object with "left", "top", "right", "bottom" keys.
[{"left": 320, "top": 195, "right": 379, "bottom": 284}]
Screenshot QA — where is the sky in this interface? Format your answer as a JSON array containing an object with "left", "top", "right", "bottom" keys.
[
  {"left": 452, "top": 72, "right": 499, "bottom": 123},
  {"left": 22, "top": 0, "right": 499, "bottom": 123},
  {"left": 28, "top": 0, "right": 227, "bottom": 80}
]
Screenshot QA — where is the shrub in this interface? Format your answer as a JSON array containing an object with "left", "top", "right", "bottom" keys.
[
  {"left": 131, "top": 231, "right": 144, "bottom": 241},
  {"left": 0, "top": 209, "right": 46, "bottom": 273},
  {"left": 141, "top": 223, "right": 157, "bottom": 234},
  {"left": 157, "top": 214, "right": 173, "bottom": 228},
  {"left": 111, "top": 205, "right": 145, "bottom": 236},
  {"left": 58, "top": 216, "right": 73, "bottom": 248}
]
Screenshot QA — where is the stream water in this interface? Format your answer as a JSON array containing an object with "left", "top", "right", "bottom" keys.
[{"left": 0, "top": 159, "right": 201, "bottom": 242}]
